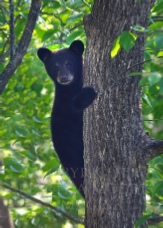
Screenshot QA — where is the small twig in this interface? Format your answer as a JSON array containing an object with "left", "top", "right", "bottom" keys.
[
  {"left": 82, "top": 0, "right": 91, "bottom": 8},
  {"left": 2, "top": 184, "right": 84, "bottom": 224},
  {"left": 143, "top": 118, "right": 163, "bottom": 121},
  {"left": 146, "top": 47, "right": 163, "bottom": 51},
  {"left": 127, "top": 56, "right": 163, "bottom": 71},
  {"left": 151, "top": 16, "right": 163, "bottom": 22},
  {"left": 69, "top": 22, "right": 83, "bottom": 32},
  {"left": 41, "top": 12, "right": 63, "bottom": 24},
  {"left": 127, "top": 58, "right": 151, "bottom": 71}
]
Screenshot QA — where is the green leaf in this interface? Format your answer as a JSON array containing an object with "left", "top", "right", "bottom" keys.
[
  {"left": 154, "top": 34, "right": 163, "bottom": 49},
  {"left": 148, "top": 72, "right": 162, "bottom": 86},
  {"left": 20, "top": 151, "right": 36, "bottom": 161},
  {"left": 129, "top": 72, "right": 143, "bottom": 76},
  {"left": 152, "top": 2, "right": 163, "bottom": 13},
  {"left": 149, "top": 22, "right": 163, "bottom": 31},
  {"left": 44, "top": 166, "right": 60, "bottom": 178},
  {"left": 60, "top": 0, "right": 66, "bottom": 6},
  {"left": 67, "top": 13, "right": 83, "bottom": 23},
  {"left": 142, "top": 93, "right": 153, "bottom": 108},
  {"left": 111, "top": 36, "right": 121, "bottom": 58},
  {"left": 66, "top": 30, "right": 83, "bottom": 44},
  {"left": 131, "top": 24, "right": 148, "bottom": 32},
  {"left": 57, "top": 186, "right": 72, "bottom": 200},
  {"left": 31, "top": 217, "right": 40, "bottom": 226},
  {"left": 41, "top": 29, "right": 57, "bottom": 42},
  {"left": 5, "top": 158, "right": 24, "bottom": 173},
  {"left": 33, "top": 116, "right": 43, "bottom": 123},
  {"left": 15, "top": 126, "right": 29, "bottom": 138},
  {"left": 120, "top": 31, "right": 137, "bottom": 52},
  {"left": 160, "top": 78, "right": 163, "bottom": 93},
  {"left": 135, "top": 214, "right": 151, "bottom": 227},
  {"left": 0, "top": 129, "right": 7, "bottom": 136},
  {"left": 42, "top": 159, "right": 59, "bottom": 172},
  {"left": 60, "top": 11, "right": 70, "bottom": 23},
  {"left": 52, "top": 2, "right": 61, "bottom": 9},
  {"left": 138, "top": 76, "right": 149, "bottom": 87}
]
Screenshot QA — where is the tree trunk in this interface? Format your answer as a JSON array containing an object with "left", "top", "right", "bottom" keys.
[
  {"left": 83, "top": 0, "right": 163, "bottom": 227},
  {"left": 0, "top": 198, "right": 14, "bottom": 228}
]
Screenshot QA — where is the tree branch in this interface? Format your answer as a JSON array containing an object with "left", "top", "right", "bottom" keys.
[
  {"left": 147, "top": 216, "right": 163, "bottom": 225},
  {"left": 0, "top": 0, "right": 42, "bottom": 95},
  {"left": 2, "top": 184, "right": 84, "bottom": 225},
  {"left": 145, "top": 138, "right": 163, "bottom": 161}
]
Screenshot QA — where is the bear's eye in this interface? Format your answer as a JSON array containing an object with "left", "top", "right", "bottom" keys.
[{"left": 66, "top": 62, "right": 72, "bottom": 69}]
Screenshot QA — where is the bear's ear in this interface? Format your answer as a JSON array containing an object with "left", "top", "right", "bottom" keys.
[
  {"left": 37, "top": 48, "right": 52, "bottom": 62},
  {"left": 69, "top": 40, "right": 84, "bottom": 55}
]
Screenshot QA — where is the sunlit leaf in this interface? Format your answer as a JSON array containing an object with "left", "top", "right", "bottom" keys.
[{"left": 111, "top": 36, "right": 121, "bottom": 58}]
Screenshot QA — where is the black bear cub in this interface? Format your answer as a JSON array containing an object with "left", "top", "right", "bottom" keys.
[{"left": 37, "top": 40, "right": 96, "bottom": 197}]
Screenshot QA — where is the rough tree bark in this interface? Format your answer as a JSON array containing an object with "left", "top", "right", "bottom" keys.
[
  {"left": 0, "top": 198, "right": 14, "bottom": 228},
  {"left": 83, "top": 0, "right": 163, "bottom": 227}
]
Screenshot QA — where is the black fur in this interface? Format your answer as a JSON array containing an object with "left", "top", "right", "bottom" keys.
[{"left": 37, "top": 40, "right": 96, "bottom": 197}]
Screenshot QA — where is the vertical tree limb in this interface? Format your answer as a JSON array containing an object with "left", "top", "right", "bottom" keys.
[
  {"left": 0, "top": 0, "right": 42, "bottom": 94},
  {"left": 9, "top": 0, "right": 15, "bottom": 60}
]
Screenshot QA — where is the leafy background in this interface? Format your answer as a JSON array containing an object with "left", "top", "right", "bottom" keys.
[{"left": 0, "top": 0, "right": 163, "bottom": 227}]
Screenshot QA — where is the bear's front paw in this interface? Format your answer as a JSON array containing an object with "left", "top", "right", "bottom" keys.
[
  {"left": 74, "top": 87, "right": 97, "bottom": 110},
  {"left": 84, "top": 87, "right": 97, "bottom": 101}
]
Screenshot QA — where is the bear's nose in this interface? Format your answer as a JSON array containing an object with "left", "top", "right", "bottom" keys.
[{"left": 60, "top": 76, "right": 68, "bottom": 83}]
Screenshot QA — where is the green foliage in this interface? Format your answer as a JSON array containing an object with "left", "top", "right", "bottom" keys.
[
  {"left": 111, "top": 31, "right": 137, "bottom": 58},
  {"left": 0, "top": 0, "right": 163, "bottom": 227},
  {"left": 138, "top": 1, "right": 163, "bottom": 226}
]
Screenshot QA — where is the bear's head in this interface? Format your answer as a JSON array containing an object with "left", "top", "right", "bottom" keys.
[{"left": 37, "top": 40, "right": 84, "bottom": 86}]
